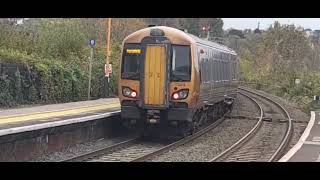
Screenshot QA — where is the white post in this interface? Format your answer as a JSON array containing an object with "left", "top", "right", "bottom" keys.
[{"left": 88, "top": 47, "right": 94, "bottom": 100}]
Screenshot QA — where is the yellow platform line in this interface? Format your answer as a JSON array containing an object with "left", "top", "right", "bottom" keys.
[
  {"left": 0, "top": 103, "right": 120, "bottom": 125},
  {"left": 0, "top": 102, "right": 120, "bottom": 119}
]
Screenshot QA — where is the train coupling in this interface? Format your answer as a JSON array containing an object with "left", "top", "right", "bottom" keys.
[
  {"left": 224, "top": 95, "right": 235, "bottom": 105},
  {"left": 146, "top": 110, "right": 160, "bottom": 124},
  {"left": 148, "top": 118, "right": 159, "bottom": 124}
]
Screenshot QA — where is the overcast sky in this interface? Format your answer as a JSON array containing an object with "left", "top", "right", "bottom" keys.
[{"left": 222, "top": 18, "right": 320, "bottom": 30}]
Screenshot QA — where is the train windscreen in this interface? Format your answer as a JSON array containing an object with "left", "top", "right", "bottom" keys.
[
  {"left": 171, "top": 45, "right": 191, "bottom": 81},
  {"left": 121, "top": 44, "right": 140, "bottom": 80}
]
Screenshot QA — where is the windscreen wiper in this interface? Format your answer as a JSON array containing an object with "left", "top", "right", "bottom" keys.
[
  {"left": 123, "top": 73, "right": 139, "bottom": 79},
  {"left": 171, "top": 74, "right": 187, "bottom": 81}
]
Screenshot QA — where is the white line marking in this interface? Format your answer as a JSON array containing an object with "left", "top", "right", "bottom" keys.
[
  {"left": 316, "top": 154, "right": 320, "bottom": 162},
  {"left": 279, "top": 111, "right": 316, "bottom": 162},
  {"left": 312, "top": 136, "right": 320, "bottom": 142},
  {"left": 304, "top": 141, "right": 320, "bottom": 146},
  {"left": 0, "top": 110, "right": 120, "bottom": 137}
]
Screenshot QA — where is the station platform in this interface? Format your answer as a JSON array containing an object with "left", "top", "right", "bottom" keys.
[
  {"left": 0, "top": 98, "right": 120, "bottom": 136},
  {"left": 280, "top": 111, "right": 320, "bottom": 162}
]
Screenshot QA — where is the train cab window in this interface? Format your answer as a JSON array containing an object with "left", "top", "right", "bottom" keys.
[
  {"left": 121, "top": 44, "right": 141, "bottom": 80},
  {"left": 171, "top": 45, "right": 191, "bottom": 81}
]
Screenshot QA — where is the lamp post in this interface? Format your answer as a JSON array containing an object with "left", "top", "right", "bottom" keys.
[
  {"left": 88, "top": 39, "right": 96, "bottom": 100},
  {"left": 105, "top": 18, "right": 112, "bottom": 97}
]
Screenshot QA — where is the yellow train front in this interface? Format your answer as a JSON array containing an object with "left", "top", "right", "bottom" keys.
[{"left": 118, "top": 26, "right": 239, "bottom": 137}]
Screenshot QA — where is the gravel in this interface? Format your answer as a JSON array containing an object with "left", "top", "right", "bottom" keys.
[
  {"left": 147, "top": 93, "right": 261, "bottom": 162},
  {"left": 220, "top": 121, "right": 287, "bottom": 162},
  {"left": 148, "top": 118, "right": 257, "bottom": 162},
  {"left": 241, "top": 87, "right": 310, "bottom": 154},
  {"left": 30, "top": 135, "right": 135, "bottom": 162},
  {"left": 230, "top": 93, "right": 261, "bottom": 118}
]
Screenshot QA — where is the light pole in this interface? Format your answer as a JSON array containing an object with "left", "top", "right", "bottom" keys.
[
  {"left": 105, "top": 18, "right": 112, "bottom": 97},
  {"left": 88, "top": 39, "right": 96, "bottom": 100}
]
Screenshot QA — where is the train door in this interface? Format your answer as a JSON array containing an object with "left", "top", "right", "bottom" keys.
[{"left": 144, "top": 45, "right": 167, "bottom": 105}]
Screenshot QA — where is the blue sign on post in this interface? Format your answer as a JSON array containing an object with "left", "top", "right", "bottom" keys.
[{"left": 89, "top": 39, "right": 96, "bottom": 46}]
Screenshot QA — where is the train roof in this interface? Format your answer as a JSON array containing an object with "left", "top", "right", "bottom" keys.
[
  {"left": 123, "top": 26, "right": 237, "bottom": 55},
  {"left": 187, "top": 33, "right": 237, "bottom": 55}
]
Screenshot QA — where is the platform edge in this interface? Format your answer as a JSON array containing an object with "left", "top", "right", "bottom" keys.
[
  {"left": 0, "top": 110, "right": 120, "bottom": 137},
  {"left": 278, "top": 111, "right": 315, "bottom": 162}
]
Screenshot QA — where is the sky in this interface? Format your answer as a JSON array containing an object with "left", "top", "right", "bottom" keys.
[{"left": 222, "top": 18, "right": 320, "bottom": 30}]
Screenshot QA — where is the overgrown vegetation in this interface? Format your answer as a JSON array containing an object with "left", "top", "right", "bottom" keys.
[
  {"left": 0, "top": 18, "right": 223, "bottom": 108},
  {"left": 226, "top": 22, "right": 320, "bottom": 110},
  {"left": 0, "top": 18, "right": 146, "bottom": 107}
]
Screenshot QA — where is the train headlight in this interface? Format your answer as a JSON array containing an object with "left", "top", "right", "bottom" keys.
[
  {"left": 173, "top": 93, "right": 179, "bottom": 100},
  {"left": 122, "top": 87, "right": 137, "bottom": 98},
  {"left": 131, "top": 91, "right": 137, "bottom": 98},
  {"left": 178, "top": 89, "right": 188, "bottom": 99},
  {"left": 123, "top": 87, "right": 131, "bottom": 96},
  {"left": 172, "top": 89, "right": 189, "bottom": 100}
]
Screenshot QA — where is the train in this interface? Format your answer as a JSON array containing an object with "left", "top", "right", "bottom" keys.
[{"left": 118, "top": 26, "right": 239, "bottom": 137}]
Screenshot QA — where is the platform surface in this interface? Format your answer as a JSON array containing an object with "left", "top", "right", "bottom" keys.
[
  {"left": 0, "top": 98, "right": 120, "bottom": 134},
  {"left": 280, "top": 111, "right": 320, "bottom": 162}
]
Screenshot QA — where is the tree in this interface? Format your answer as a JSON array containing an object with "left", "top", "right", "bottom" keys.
[
  {"left": 143, "top": 18, "right": 224, "bottom": 38},
  {"left": 227, "top": 29, "right": 245, "bottom": 39}
]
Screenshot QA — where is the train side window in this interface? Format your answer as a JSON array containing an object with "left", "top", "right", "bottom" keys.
[
  {"left": 226, "top": 61, "right": 229, "bottom": 81},
  {"left": 216, "top": 61, "right": 219, "bottom": 82},
  {"left": 200, "top": 58, "right": 204, "bottom": 83},
  {"left": 223, "top": 61, "right": 228, "bottom": 81},
  {"left": 202, "top": 58, "right": 205, "bottom": 82},
  {"left": 213, "top": 60, "right": 217, "bottom": 82},
  {"left": 232, "top": 62, "right": 234, "bottom": 80},
  {"left": 209, "top": 59, "right": 211, "bottom": 83},
  {"left": 233, "top": 61, "right": 236, "bottom": 80},
  {"left": 199, "top": 59, "right": 202, "bottom": 83},
  {"left": 207, "top": 58, "right": 209, "bottom": 82},
  {"left": 221, "top": 61, "right": 224, "bottom": 81},
  {"left": 228, "top": 61, "right": 231, "bottom": 81},
  {"left": 220, "top": 61, "right": 223, "bottom": 82},
  {"left": 218, "top": 60, "right": 221, "bottom": 82},
  {"left": 210, "top": 54, "right": 214, "bottom": 82},
  {"left": 216, "top": 60, "right": 219, "bottom": 82},
  {"left": 224, "top": 61, "right": 227, "bottom": 81},
  {"left": 227, "top": 61, "right": 230, "bottom": 81},
  {"left": 205, "top": 58, "right": 209, "bottom": 82},
  {"left": 222, "top": 61, "right": 225, "bottom": 81}
]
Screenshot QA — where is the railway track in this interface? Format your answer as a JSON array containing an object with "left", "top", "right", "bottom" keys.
[
  {"left": 210, "top": 87, "right": 293, "bottom": 162},
  {"left": 63, "top": 87, "right": 292, "bottom": 162},
  {"left": 63, "top": 111, "right": 227, "bottom": 162}
]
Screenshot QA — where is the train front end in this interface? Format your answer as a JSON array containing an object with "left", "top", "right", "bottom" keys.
[{"left": 118, "top": 26, "right": 197, "bottom": 134}]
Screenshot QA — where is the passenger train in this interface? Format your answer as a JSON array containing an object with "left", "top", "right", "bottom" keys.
[{"left": 118, "top": 26, "right": 239, "bottom": 137}]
